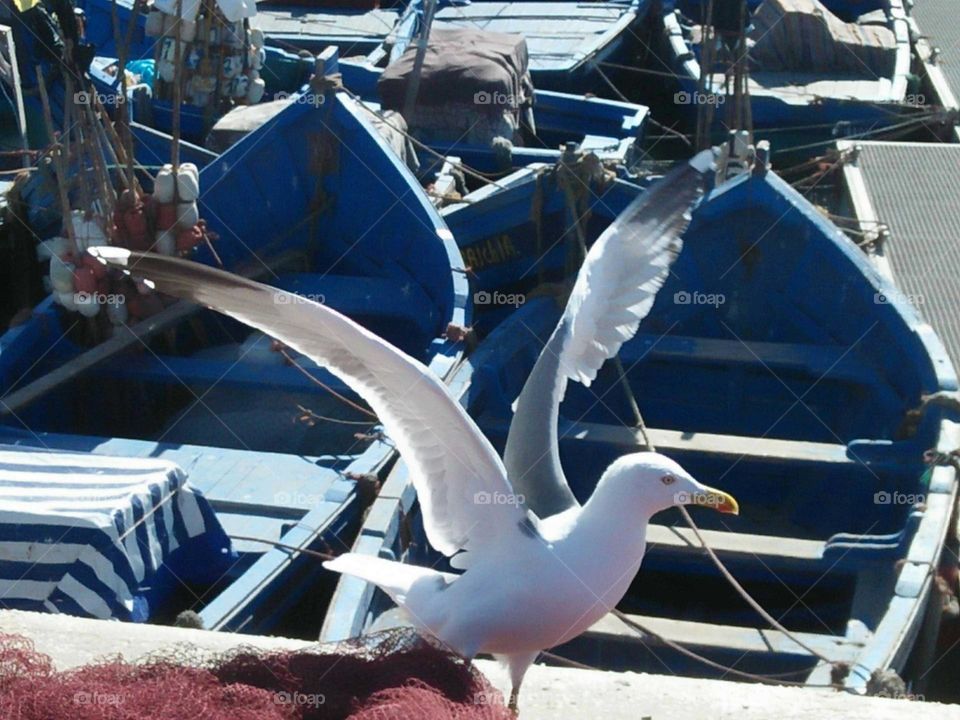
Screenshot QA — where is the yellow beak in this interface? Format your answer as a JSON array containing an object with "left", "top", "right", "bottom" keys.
[{"left": 691, "top": 486, "right": 740, "bottom": 515}]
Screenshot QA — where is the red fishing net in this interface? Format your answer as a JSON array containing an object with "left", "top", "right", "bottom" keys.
[{"left": 0, "top": 628, "right": 513, "bottom": 719}]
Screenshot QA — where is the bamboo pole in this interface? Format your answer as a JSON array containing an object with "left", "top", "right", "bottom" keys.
[
  {"left": 2, "top": 26, "right": 31, "bottom": 169},
  {"left": 170, "top": 0, "right": 184, "bottom": 171},
  {"left": 36, "top": 70, "right": 76, "bottom": 246}
]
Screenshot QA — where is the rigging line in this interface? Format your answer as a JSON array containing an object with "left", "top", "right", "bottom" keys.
[
  {"left": 341, "top": 87, "right": 509, "bottom": 189},
  {"left": 278, "top": 347, "right": 379, "bottom": 418},
  {"left": 228, "top": 534, "right": 336, "bottom": 561},
  {"left": 621, "top": 385, "right": 838, "bottom": 669},
  {"left": 678, "top": 505, "right": 836, "bottom": 666},
  {"left": 591, "top": 60, "right": 693, "bottom": 149},
  {"left": 296, "top": 404, "right": 379, "bottom": 427},
  {"left": 772, "top": 115, "right": 941, "bottom": 156},
  {"left": 612, "top": 609, "right": 845, "bottom": 687}
]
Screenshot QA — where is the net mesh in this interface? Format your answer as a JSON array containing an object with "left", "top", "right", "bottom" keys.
[{"left": 0, "top": 628, "right": 513, "bottom": 719}]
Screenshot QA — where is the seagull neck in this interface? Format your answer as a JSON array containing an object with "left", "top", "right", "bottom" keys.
[{"left": 576, "top": 474, "right": 655, "bottom": 549}]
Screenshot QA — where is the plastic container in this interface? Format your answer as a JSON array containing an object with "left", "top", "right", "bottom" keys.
[
  {"left": 176, "top": 163, "right": 200, "bottom": 201},
  {"left": 154, "top": 0, "right": 201, "bottom": 22},
  {"left": 154, "top": 164, "right": 176, "bottom": 203},
  {"left": 145, "top": 10, "right": 165, "bottom": 37},
  {"left": 155, "top": 229, "right": 177, "bottom": 255},
  {"left": 158, "top": 59, "right": 176, "bottom": 83},
  {"left": 37, "top": 237, "right": 72, "bottom": 262},
  {"left": 50, "top": 260, "right": 76, "bottom": 293},
  {"left": 71, "top": 212, "right": 109, "bottom": 254},
  {"left": 176, "top": 201, "right": 199, "bottom": 228},
  {"left": 223, "top": 55, "right": 243, "bottom": 80},
  {"left": 247, "top": 77, "right": 265, "bottom": 104},
  {"left": 231, "top": 74, "right": 250, "bottom": 99},
  {"left": 56, "top": 290, "right": 78, "bottom": 311}
]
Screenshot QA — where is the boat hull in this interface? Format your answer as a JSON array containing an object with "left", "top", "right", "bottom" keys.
[{"left": 321, "top": 164, "right": 957, "bottom": 690}]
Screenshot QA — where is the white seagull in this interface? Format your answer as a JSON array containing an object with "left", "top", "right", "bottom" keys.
[{"left": 90, "top": 148, "right": 738, "bottom": 712}]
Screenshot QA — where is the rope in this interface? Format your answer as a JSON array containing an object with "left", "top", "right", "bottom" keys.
[
  {"left": 596, "top": 60, "right": 687, "bottom": 82},
  {"left": 278, "top": 347, "right": 378, "bottom": 418},
  {"left": 296, "top": 404, "right": 379, "bottom": 427},
  {"left": 613, "top": 382, "right": 842, "bottom": 677},
  {"left": 772, "top": 113, "right": 945, "bottom": 156},
  {"left": 228, "top": 534, "right": 336, "bottom": 561},
  {"left": 676, "top": 505, "right": 835, "bottom": 666},
  {"left": 786, "top": 148, "right": 852, "bottom": 189},
  {"left": 611, "top": 609, "right": 844, "bottom": 687},
  {"left": 341, "top": 86, "right": 508, "bottom": 189}
]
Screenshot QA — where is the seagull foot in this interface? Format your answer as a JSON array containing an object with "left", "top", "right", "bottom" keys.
[{"left": 508, "top": 687, "right": 519, "bottom": 715}]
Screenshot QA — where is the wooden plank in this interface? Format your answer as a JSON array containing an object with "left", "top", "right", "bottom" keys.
[
  {"left": 565, "top": 420, "right": 854, "bottom": 465},
  {"left": 646, "top": 524, "right": 824, "bottom": 563},
  {"left": 621, "top": 334, "right": 873, "bottom": 382},
  {"left": 582, "top": 611, "right": 864, "bottom": 662}
]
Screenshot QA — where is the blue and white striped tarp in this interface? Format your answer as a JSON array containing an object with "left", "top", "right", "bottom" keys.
[{"left": 0, "top": 448, "right": 230, "bottom": 621}]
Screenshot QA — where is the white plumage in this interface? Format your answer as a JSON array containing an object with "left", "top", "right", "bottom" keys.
[{"left": 89, "top": 150, "right": 739, "bottom": 711}]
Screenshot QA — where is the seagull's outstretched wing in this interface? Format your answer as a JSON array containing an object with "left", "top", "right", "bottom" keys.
[
  {"left": 90, "top": 248, "right": 530, "bottom": 565},
  {"left": 504, "top": 150, "right": 713, "bottom": 519}
]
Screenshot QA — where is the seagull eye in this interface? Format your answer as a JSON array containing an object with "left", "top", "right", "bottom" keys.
[{"left": 660, "top": 475, "right": 676, "bottom": 485}]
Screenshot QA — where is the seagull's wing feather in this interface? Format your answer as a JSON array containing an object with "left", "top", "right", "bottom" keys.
[
  {"left": 504, "top": 151, "right": 712, "bottom": 518},
  {"left": 91, "top": 249, "right": 530, "bottom": 564}
]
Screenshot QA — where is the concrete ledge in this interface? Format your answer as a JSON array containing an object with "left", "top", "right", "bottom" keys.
[{"left": 2, "top": 610, "right": 958, "bottom": 719}]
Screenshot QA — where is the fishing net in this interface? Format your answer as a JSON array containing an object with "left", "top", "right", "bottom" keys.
[{"left": 0, "top": 627, "right": 513, "bottom": 719}]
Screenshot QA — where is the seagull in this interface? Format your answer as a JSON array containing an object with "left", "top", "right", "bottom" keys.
[{"left": 89, "top": 149, "right": 738, "bottom": 713}]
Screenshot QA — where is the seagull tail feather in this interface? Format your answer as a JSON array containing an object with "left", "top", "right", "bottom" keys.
[{"left": 324, "top": 553, "right": 451, "bottom": 606}]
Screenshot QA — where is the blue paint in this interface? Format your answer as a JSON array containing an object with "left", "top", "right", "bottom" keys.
[
  {"left": 0, "top": 85, "right": 469, "bottom": 633},
  {"left": 321, "top": 166, "right": 956, "bottom": 689}
]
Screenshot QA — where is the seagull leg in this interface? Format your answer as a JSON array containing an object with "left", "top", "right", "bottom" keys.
[{"left": 496, "top": 650, "right": 539, "bottom": 716}]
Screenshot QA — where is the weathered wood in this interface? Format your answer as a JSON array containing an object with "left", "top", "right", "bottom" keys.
[
  {"left": 567, "top": 420, "right": 856, "bottom": 464},
  {"left": 581, "top": 611, "right": 863, "bottom": 662},
  {"left": 646, "top": 524, "right": 824, "bottom": 562}
]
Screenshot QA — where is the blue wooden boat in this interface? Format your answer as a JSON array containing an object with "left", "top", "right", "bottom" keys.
[
  {"left": 0, "top": 82, "right": 470, "bottom": 634},
  {"left": 439, "top": 159, "right": 651, "bottom": 332},
  {"left": 73, "top": 0, "right": 322, "bottom": 145},
  {"left": 251, "top": 1, "right": 402, "bottom": 57},
  {"left": 340, "top": 57, "right": 649, "bottom": 176},
  {"left": 74, "top": 0, "right": 650, "bottom": 167},
  {"left": 659, "top": 0, "right": 935, "bottom": 156},
  {"left": 77, "top": 0, "right": 398, "bottom": 59},
  {"left": 387, "top": 0, "right": 650, "bottom": 93},
  {"left": 320, "top": 153, "right": 959, "bottom": 691}
]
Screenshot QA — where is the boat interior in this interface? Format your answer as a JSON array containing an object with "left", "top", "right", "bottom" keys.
[
  {"left": 354, "top": 167, "right": 955, "bottom": 684},
  {"left": 666, "top": 0, "right": 911, "bottom": 107},
  {"left": 0, "top": 89, "right": 464, "bottom": 633},
  {"left": 386, "top": 0, "right": 647, "bottom": 89}
]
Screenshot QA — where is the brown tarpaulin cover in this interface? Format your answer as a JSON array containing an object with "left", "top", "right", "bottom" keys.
[
  {"left": 748, "top": 0, "right": 896, "bottom": 76},
  {"left": 378, "top": 28, "right": 534, "bottom": 113}
]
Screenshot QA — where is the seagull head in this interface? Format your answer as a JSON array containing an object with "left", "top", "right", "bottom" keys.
[{"left": 603, "top": 452, "right": 739, "bottom": 518}]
